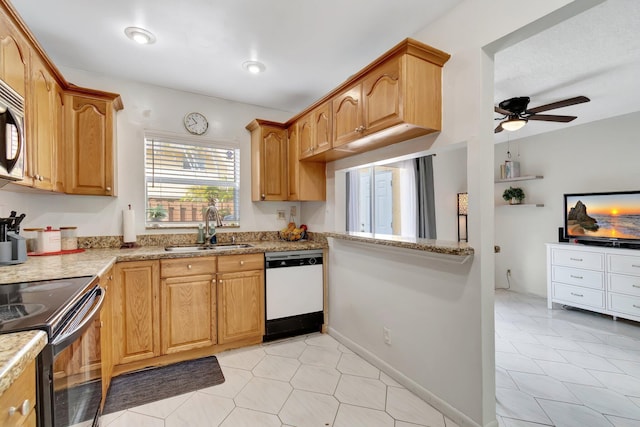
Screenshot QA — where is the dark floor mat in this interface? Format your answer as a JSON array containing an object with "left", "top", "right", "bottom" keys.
[{"left": 103, "top": 356, "right": 225, "bottom": 414}]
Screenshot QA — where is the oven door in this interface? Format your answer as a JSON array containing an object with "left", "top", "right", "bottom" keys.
[{"left": 41, "top": 285, "right": 105, "bottom": 427}]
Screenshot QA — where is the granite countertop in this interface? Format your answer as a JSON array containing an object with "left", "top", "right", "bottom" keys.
[
  {"left": 0, "top": 240, "right": 327, "bottom": 284},
  {"left": 325, "top": 231, "right": 474, "bottom": 263},
  {"left": 0, "top": 330, "right": 47, "bottom": 396}
]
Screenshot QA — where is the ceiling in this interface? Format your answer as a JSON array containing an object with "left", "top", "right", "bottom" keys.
[
  {"left": 494, "top": 0, "right": 640, "bottom": 142},
  {"left": 10, "top": 0, "right": 463, "bottom": 113},
  {"left": 10, "top": 0, "right": 640, "bottom": 141}
]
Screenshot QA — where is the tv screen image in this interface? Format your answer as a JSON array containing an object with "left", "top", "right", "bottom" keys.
[{"left": 564, "top": 191, "right": 640, "bottom": 244}]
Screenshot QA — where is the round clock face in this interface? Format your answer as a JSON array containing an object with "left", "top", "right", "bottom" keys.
[{"left": 184, "top": 112, "right": 208, "bottom": 135}]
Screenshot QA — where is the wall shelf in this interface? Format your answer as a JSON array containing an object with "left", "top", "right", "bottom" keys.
[{"left": 495, "top": 175, "right": 543, "bottom": 183}]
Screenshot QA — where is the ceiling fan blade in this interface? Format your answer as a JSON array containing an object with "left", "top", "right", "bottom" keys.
[
  {"left": 494, "top": 123, "right": 504, "bottom": 133},
  {"left": 526, "top": 96, "right": 590, "bottom": 114},
  {"left": 528, "top": 114, "right": 577, "bottom": 123},
  {"left": 495, "top": 106, "right": 511, "bottom": 115}
]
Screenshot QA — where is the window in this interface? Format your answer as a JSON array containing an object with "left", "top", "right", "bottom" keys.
[
  {"left": 144, "top": 134, "right": 240, "bottom": 227},
  {"left": 346, "top": 155, "right": 436, "bottom": 238}
]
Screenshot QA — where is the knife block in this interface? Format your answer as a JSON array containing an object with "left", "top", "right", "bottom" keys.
[{"left": 0, "top": 232, "right": 27, "bottom": 265}]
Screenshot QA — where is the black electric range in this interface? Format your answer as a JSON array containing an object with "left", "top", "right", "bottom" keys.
[{"left": 0, "top": 275, "right": 97, "bottom": 337}]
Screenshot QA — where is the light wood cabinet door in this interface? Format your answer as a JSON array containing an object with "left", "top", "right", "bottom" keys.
[
  {"left": 313, "top": 102, "right": 331, "bottom": 155},
  {"left": 28, "top": 56, "right": 56, "bottom": 190},
  {"left": 298, "top": 113, "right": 313, "bottom": 159},
  {"left": 0, "top": 18, "right": 28, "bottom": 97},
  {"left": 217, "top": 269, "right": 265, "bottom": 344},
  {"left": 332, "top": 83, "right": 363, "bottom": 147},
  {"left": 0, "top": 359, "right": 35, "bottom": 427},
  {"left": 248, "top": 120, "right": 287, "bottom": 201},
  {"left": 287, "top": 123, "right": 325, "bottom": 201},
  {"left": 161, "top": 274, "right": 217, "bottom": 354},
  {"left": 113, "top": 260, "right": 160, "bottom": 365},
  {"left": 287, "top": 123, "right": 299, "bottom": 200},
  {"left": 100, "top": 267, "right": 114, "bottom": 404},
  {"left": 362, "top": 56, "right": 402, "bottom": 135},
  {"left": 65, "top": 94, "right": 115, "bottom": 196}
]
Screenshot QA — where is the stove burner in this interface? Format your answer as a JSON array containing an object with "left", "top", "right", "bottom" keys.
[{"left": 0, "top": 303, "right": 46, "bottom": 323}]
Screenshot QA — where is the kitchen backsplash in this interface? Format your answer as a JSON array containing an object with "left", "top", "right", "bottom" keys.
[{"left": 78, "top": 231, "right": 326, "bottom": 249}]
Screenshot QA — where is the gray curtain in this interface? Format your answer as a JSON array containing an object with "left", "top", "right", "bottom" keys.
[
  {"left": 415, "top": 155, "right": 437, "bottom": 239},
  {"left": 345, "top": 171, "right": 359, "bottom": 232}
]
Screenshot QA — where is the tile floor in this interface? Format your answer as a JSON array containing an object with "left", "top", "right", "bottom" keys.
[
  {"left": 99, "top": 333, "right": 459, "bottom": 427},
  {"left": 495, "top": 289, "right": 640, "bottom": 427}
]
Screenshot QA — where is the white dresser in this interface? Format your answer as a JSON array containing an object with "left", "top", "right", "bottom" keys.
[{"left": 547, "top": 243, "right": 640, "bottom": 322}]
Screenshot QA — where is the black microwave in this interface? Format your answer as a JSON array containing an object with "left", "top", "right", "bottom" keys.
[{"left": 0, "top": 78, "right": 25, "bottom": 186}]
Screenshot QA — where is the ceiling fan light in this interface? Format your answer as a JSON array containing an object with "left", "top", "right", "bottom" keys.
[
  {"left": 124, "top": 27, "right": 156, "bottom": 45},
  {"left": 502, "top": 116, "right": 527, "bottom": 131}
]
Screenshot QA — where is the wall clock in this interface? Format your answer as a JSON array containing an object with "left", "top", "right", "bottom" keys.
[{"left": 184, "top": 112, "right": 208, "bottom": 135}]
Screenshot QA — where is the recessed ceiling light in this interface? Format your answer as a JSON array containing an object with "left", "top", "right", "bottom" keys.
[
  {"left": 124, "top": 27, "right": 156, "bottom": 45},
  {"left": 242, "top": 60, "right": 266, "bottom": 74}
]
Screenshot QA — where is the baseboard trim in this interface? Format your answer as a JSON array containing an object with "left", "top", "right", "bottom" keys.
[{"left": 328, "top": 327, "right": 485, "bottom": 427}]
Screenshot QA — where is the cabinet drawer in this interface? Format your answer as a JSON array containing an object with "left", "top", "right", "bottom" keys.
[
  {"left": 552, "top": 266, "right": 604, "bottom": 290},
  {"left": 218, "top": 254, "right": 264, "bottom": 273},
  {"left": 609, "top": 293, "right": 640, "bottom": 318},
  {"left": 609, "top": 273, "right": 640, "bottom": 297},
  {"left": 552, "top": 282, "right": 604, "bottom": 309},
  {"left": 552, "top": 249, "right": 604, "bottom": 270},
  {"left": 161, "top": 256, "right": 216, "bottom": 278},
  {"left": 608, "top": 254, "right": 640, "bottom": 276},
  {"left": 0, "top": 360, "right": 35, "bottom": 427}
]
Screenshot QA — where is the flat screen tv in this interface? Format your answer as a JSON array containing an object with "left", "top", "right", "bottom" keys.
[{"left": 564, "top": 190, "right": 640, "bottom": 248}]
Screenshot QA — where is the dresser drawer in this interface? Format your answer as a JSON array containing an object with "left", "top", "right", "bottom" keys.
[
  {"left": 609, "top": 273, "right": 640, "bottom": 297},
  {"left": 552, "top": 266, "right": 604, "bottom": 290},
  {"left": 218, "top": 253, "right": 264, "bottom": 273},
  {"left": 552, "top": 282, "right": 605, "bottom": 309},
  {"left": 608, "top": 254, "right": 640, "bottom": 276},
  {"left": 0, "top": 360, "right": 36, "bottom": 427},
  {"left": 609, "top": 292, "right": 640, "bottom": 318},
  {"left": 552, "top": 249, "right": 604, "bottom": 270},
  {"left": 161, "top": 256, "right": 217, "bottom": 278}
]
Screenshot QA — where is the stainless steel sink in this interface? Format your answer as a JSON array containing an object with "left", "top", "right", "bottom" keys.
[{"left": 164, "top": 243, "right": 252, "bottom": 252}]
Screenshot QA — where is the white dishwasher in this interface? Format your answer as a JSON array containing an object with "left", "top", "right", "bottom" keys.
[{"left": 264, "top": 250, "right": 324, "bottom": 341}]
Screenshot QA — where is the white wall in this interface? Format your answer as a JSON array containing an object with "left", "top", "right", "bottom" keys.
[
  {"left": 495, "top": 111, "right": 640, "bottom": 296},
  {"left": 0, "top": 68, "right": 302, "bottom": 237}
]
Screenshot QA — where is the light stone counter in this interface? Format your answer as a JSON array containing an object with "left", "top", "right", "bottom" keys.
[
  {"left": 0, "top": 240, "right": 327, "bottom": 284},
  {"left": 326, "top": 231, "right": 474, "bottom": 263},
  {"left": 0, "top": 330, "right": 47, "bottom": 396}
]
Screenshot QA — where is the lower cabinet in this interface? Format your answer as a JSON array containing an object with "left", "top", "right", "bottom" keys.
[
  {"left": 113, "top": 260, "right": 161, "bottom": 365},
  {"left": 100, "top": 267, "right": 114, "bottom": 405},
  {"left": 160, "top": 257, "right": 217, "bottom": 354},
  {"left": 217, "top": 254, "right": 265, "bottom": 344},
  {"left": 0, "top": 359, "right": 36, "bottom": 427}
]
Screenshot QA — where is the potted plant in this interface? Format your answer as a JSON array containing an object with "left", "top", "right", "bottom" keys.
[
  {"left": 148, "top": 205, "right": 167, "bottom": 221},
  {"left": 502, "top": 187, "right": 525, "bottom": 205}
]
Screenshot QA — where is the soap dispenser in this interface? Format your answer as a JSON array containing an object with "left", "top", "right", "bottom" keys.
[{"left": 196, "top": 224, "right": 205, "bottom": 244}]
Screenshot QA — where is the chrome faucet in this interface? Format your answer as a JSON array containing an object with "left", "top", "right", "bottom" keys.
[{"left": 204, "top": 203, "right": 223, "bottom": 243}]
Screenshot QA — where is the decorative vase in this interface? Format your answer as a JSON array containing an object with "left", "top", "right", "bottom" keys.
[{"left": 510, "top": 198, "right": 521, "bottom": 205}]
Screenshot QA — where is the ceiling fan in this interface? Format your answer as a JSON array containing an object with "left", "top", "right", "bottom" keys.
[{"left": 494, "top": 95, "right": 590, "bottom": 133}]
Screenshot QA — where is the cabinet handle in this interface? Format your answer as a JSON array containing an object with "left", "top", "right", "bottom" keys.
[
  {"left": 39, "top": 176, "right": 44, "bottom": 181},
  {"left": 570, "top": 275, "right": 583, "bottom": 280},
  {"left": 261, "top": 194, "right": 265, "bottom": 200},
  {"left": 240, "top": 260, "right": 245, "bottom": 266},
  {"left": 570, "top": 257, "right": 583, "bottom": 262},
  {"left": 570, "top": 292, "right": 584, "bottom": 297},
  {"left": 106, "top": 186, "right": 112, "bottom": 192},
  {"left": 8, "top": 399, "right": 30, "bottom": 416},
  {"left": 187, "top": 264, "right": 192, "bottom": 269},
  {"left": 109, "top": 275, "right": 113, "bottom": 280}
]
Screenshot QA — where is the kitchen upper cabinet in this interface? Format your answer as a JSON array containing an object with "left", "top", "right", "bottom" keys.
[
  {"left": 247, "top": 119, "right": 288, "bottom": 201},
  {"left": 217, "top": 254, "right": 265, "bottom": 344},
  {"left": 362, "top": 56, "right": 402, "bottom": 135},
  {"left": 65, "top": 93, "right": 119, "bottom": 196},
  {"left": 287, "top": 122, "right": 326, "bottom": 201},
  {"left": 27, "top": 56, "right": 56, "bottom": 190},
  {"left": 0, "top": 16, "right": 28, "bottom": 97},
  {"left": 332, "top": 84, "right": 362, "bottom": 147},
  {"left": 113, "top": 260, "right": 160, "bottom": 366},
  {"left": 299, "top": 102, "right": 332, "bottom": 160},
  {"left": 160, "top": 257, "right": 217, "bottom": 354}
]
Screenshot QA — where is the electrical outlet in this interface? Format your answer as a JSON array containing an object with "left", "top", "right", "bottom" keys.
[
  {"left": 383, "top": 327, "right": 391, "bottom": 345},
  {"left": 290, "top": 206, "right": 297, "bottom": 217},
  {"left": 277, "top": 210, "right": 286, "bottom": 220}
]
